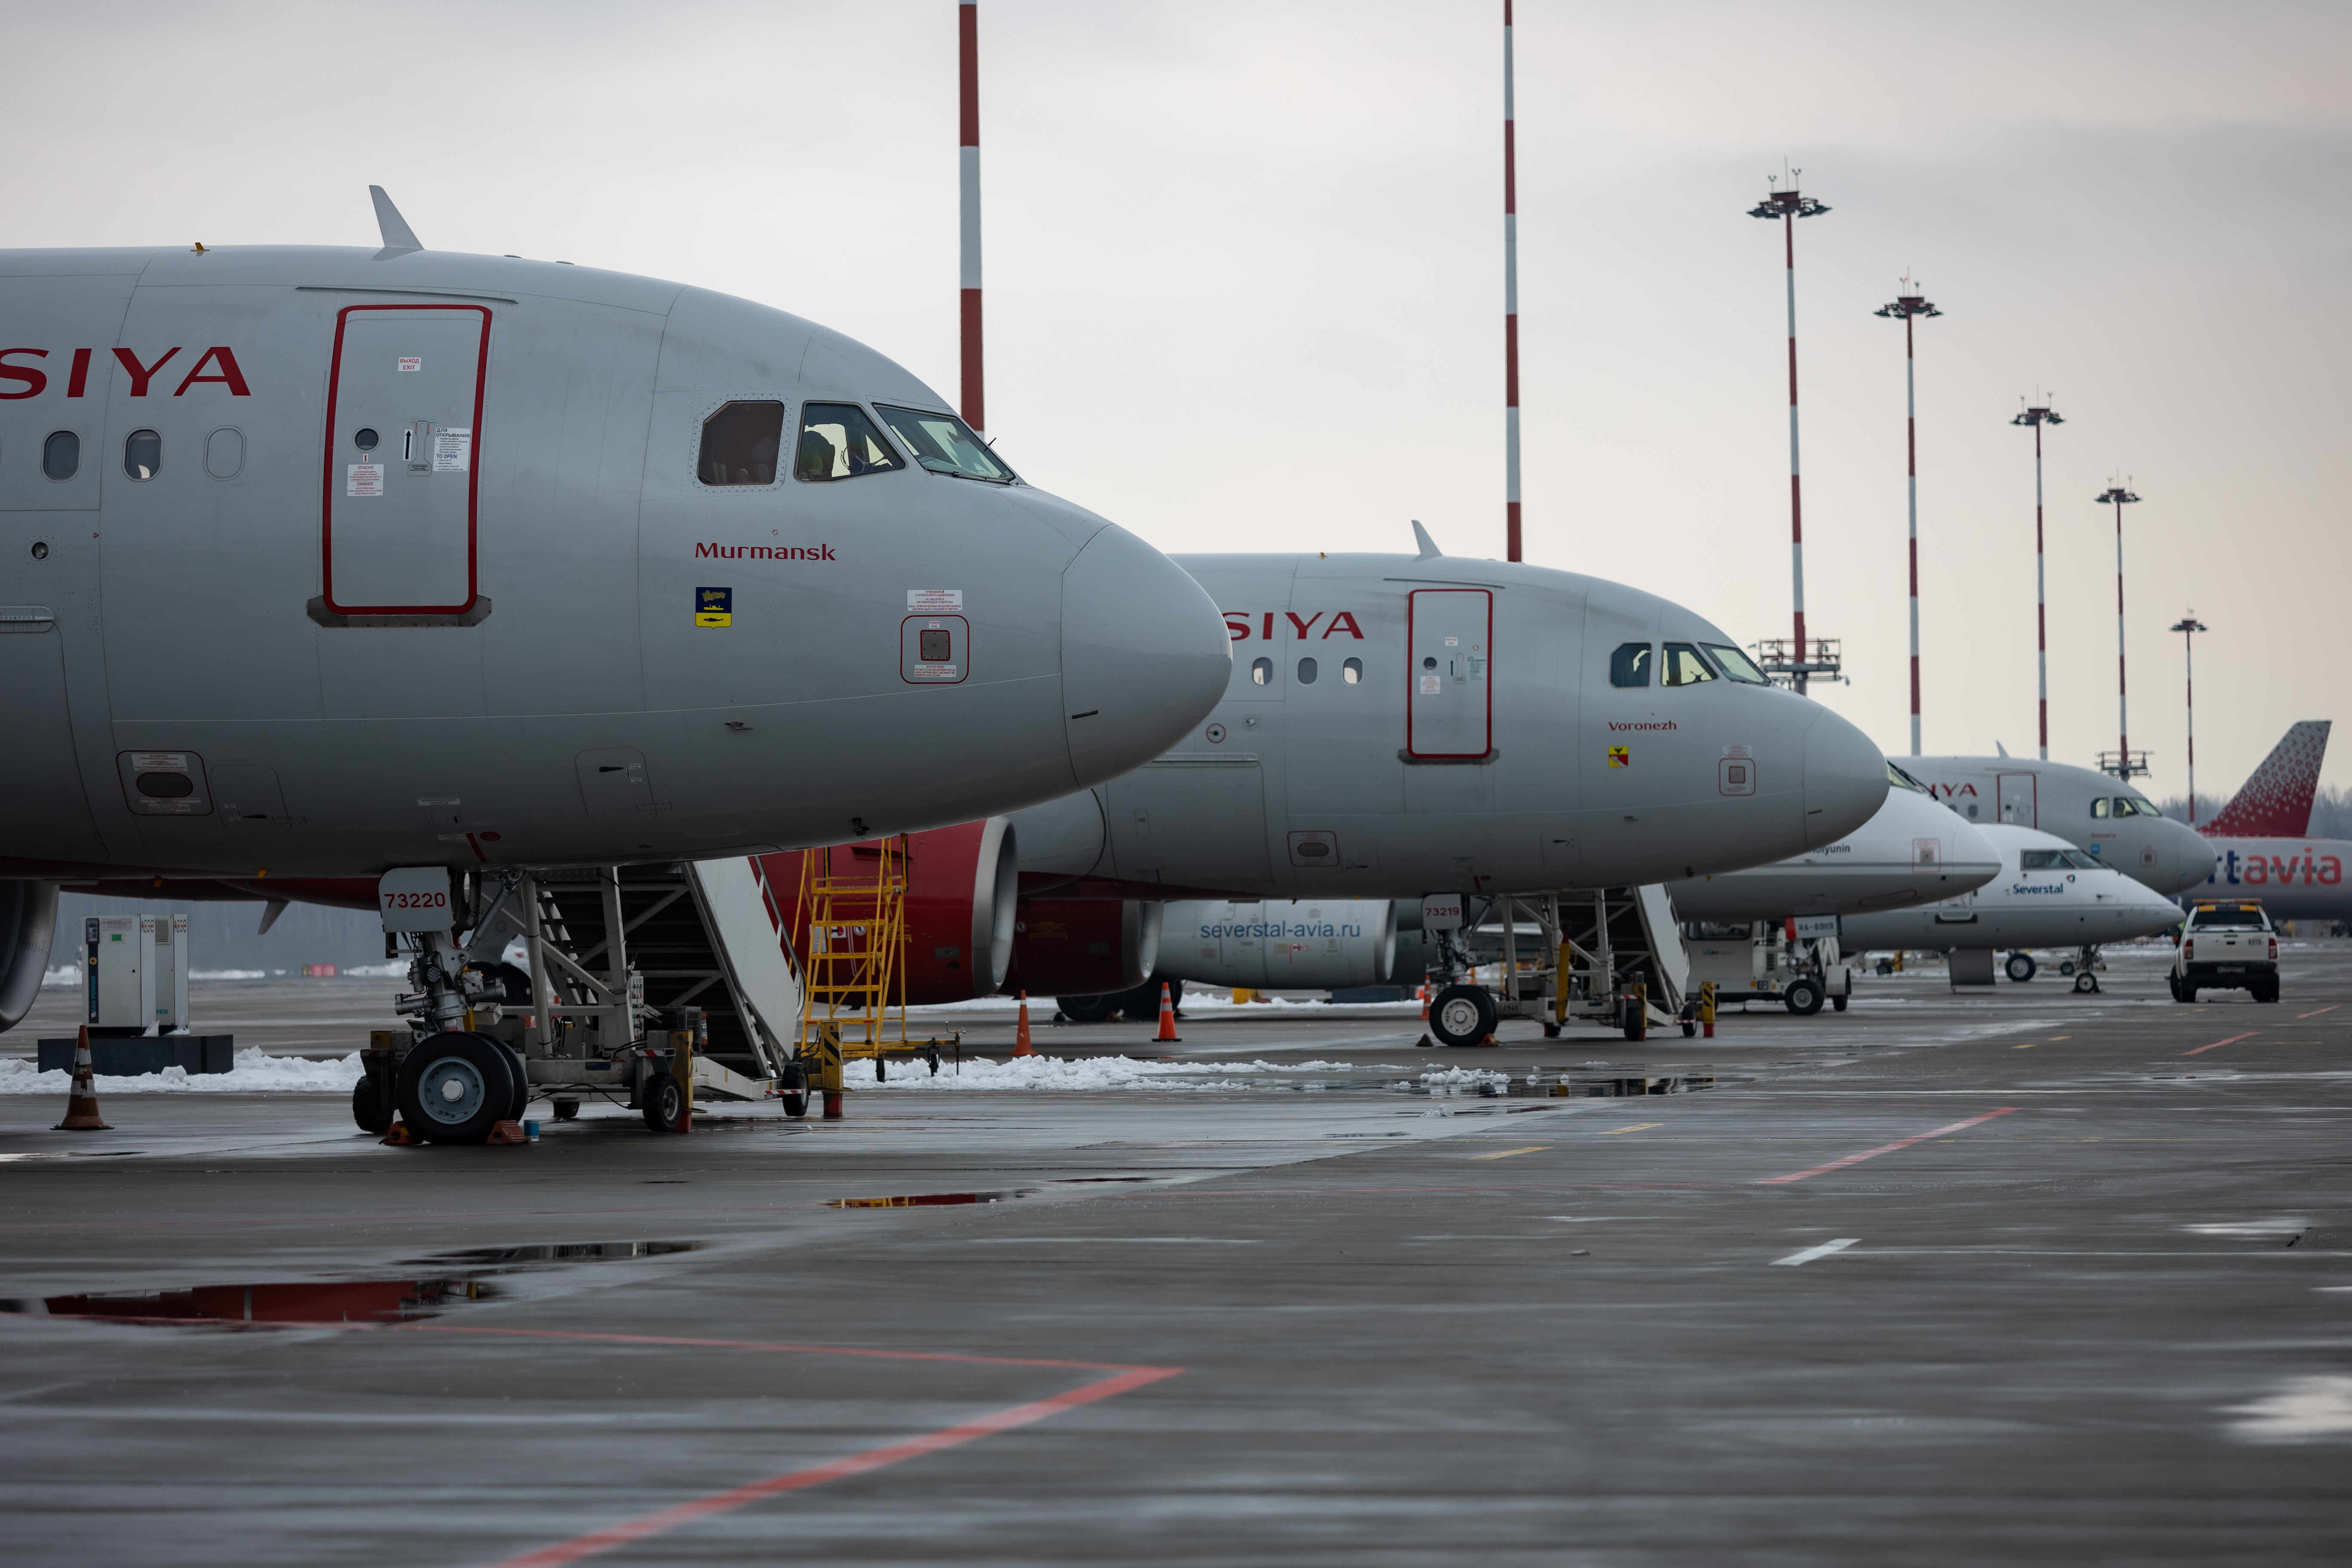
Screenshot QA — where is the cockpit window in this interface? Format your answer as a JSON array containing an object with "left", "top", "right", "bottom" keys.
[
  {"left": 1610, "top": 643, "right": 1652, "bottom": 688},
  {"left": 1888, "top": 762, "right": 1931, "bottom": 795},
  {"left": 795, "top": 403, "right": 903, "bottom": 483},
  {"left": 2117, "top": 796, "right": 2159, "bottom": 818},
  {"left": 2061, "top": 849, "right": 2102, "bottom": 869},
  {"left": 1661, "top": 643, "right": 1716, "bottom": 687},
  {"left": 2021, "top": 848, "right": 2103, "bottom": 871},
  {"left": 698, "top": 401, "right": 784, "bottom": 486},
  {"left": 874, "top": 405, "right": 1016, "bottom": 484},
  {"left": 1704, "top": 643, "right": 1770, "bottom": 684}
]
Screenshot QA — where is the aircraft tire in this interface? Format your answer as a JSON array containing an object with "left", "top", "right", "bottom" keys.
[
  {"left": 642, "top": 1071, "right": 687, "bottom": 1133},
  {"left": 2006, "top": 952, "right": 2037, "bottom": 983},
  {"left": 1429, "top": 984, "right": 1498, "bottom": 1047},
  {"left": 395, "top": 1033, "right": 516, "bottom": 1145},
  {"left": 1783, "top": 978, "right": 1825, "bottom": 1017},
  {"left": 496, "top": 1040, "right": 530, "bottom": 1121},
  {"left": 351, "top": 1074, "right": 393, "bottom": 1135},
  {"left": 2072, "top": 972, "right": 2100, "bottom": 994},
  {"left": 1057, "top": 993, "right": 1118, "bottom": 1024}
]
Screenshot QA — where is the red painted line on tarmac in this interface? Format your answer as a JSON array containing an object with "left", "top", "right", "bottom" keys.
[
  {"left": 2297, "top": 1005, "right": 2340, "bottom": 1020},
  {"left": 451, "top": 1329, "right": 1179, "bottom": 1567},
  {"left": 1755, "top": 1108, "right": 2019, "bottom": 1185},
  {"left": 2183, "top": 1032, "right": 2258, "bottom": 1057}
]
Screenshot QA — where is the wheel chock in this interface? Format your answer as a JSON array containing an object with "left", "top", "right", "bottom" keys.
[
  {"left": 487, "top": 1120, "right": 527, "bottom": 1145},
  {"left": 380, "top": 1121, "right": 420, "bottom": 1147},
  {"left": 1415, "top": 1033, "right": 1434, "bottom": 1048},
  {"left": 1476, "top": 1034, "right": 1500, "bottom": 1048}
]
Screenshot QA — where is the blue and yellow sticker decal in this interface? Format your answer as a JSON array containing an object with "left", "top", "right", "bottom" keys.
[{"left": 695, "top": 586, "right": 732, "bottom": 628}]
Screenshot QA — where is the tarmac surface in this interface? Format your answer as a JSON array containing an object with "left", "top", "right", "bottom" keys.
[{"left": 4, "top": 941, "right": 2349, "bottom": 1564}]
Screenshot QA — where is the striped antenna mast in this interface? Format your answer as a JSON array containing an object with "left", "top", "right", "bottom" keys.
[
  {"left": 959, "top": 2, "right": 985, "bottom": 435},
  {"left": 1503, "top": 0, "right": 1521, "bottom": 561},
  {"left": 2011, "top": 399, "right": 2063, "bottom": 758}
]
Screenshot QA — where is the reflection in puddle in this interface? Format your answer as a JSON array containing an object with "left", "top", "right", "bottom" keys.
[
  {"left": 2, "top": 1279, "right": 486, "bottom": 1323},
  {"left": 1, "top": 1240, "right": 704, "bottom": 1326},
  {"left": 828, "top": 1190, "right": 1034, "bottom": 1209}
]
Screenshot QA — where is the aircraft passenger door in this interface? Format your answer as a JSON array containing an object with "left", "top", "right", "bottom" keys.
[
  {"left": 1997, "top": 772, "right": 2037, "bottom": 827},
  {"left": 320, "top": 304, "right": 490, "bottom": 617},
  {"left": 1406, "top": 589, "right": 1491, "bottom": 759}
]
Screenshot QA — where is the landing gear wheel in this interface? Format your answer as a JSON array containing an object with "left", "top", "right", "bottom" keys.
[
  {"left": 551, "top": 1097, "right": 580, "bottom": 1122},
  {"left": 1783, "top": 977, "right": 1825, "bottom": 1017},
  {"left": 1429, "top": 984, "right": 1499, "bottom": 1047},
  {"left": 351, "top": 1074, "right": 393, "bottom": 1135},
  {"left": 496, "top": 1039, "right": 529, "bottom": 1121},
  {"left": 642, "top": 1071, "right": 687, "bottom": 1133},
  {"left": 1831, "top": 994, "right": 1848, "bottom": 1013},
  {"left": 1056, "top": 993, "right": 1117, "bottom": 1024},
  {"left": 2006, "top": 952, "right": 2038, "bottom": 983},
  {"left": 394, "top": 1032, "right": 516, "bottom": 1145},
  {"left": 2072, "top": 972, "right": 2100, "bottom": 994}
]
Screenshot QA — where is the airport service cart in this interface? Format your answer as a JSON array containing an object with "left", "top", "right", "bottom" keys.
[
  {"left": 1423, "top": 886, "right": 1693, "bottom": 1045},
  {"left": 1681, "top": 916, "right": 1854, "bottom": 1017}
]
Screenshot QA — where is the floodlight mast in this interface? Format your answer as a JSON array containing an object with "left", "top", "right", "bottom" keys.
[
  {"left": 2170, "top": 613, "right": 2208, "bottom": 821},
  {"left": 1875, "top": 282, "right": 1940, "bottom": 754},
  {"left": 1502, "top": 0, "right": 1522, "bottom": 562},
  {"left": 1749, "top": 174, "right": 1835, "bottom": 694},
  {"left": 2011, "top": 401, "right": 2063, "bottom": 758},
  {"left": 2096, "top": 483, "right": 2147, "bottom": 779}
]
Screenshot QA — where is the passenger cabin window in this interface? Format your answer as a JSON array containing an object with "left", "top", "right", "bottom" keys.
[
  {"left": 1705, "top": 643, "right": 1770, "bottom": 684},
  {"left": 123, "top": 429, "right": 161, "bottom": 481},
  {"left": 1342, "top": 658, "right": 1362, "bottom": 684},
  {"left": 698, "top": 401, "right": 785, "bottom": 486},
  {"left": 1250, "top": 657, "right": 1272, "bottom": 686},
  {"left": 1661, "top": 643, "right": 1716, "bottom": 686},
  {"left": 795, "top": 403, "right": 903, "bottom": 483},
  {"left": 1610, "top": 643, "right": 1653, "bottom": 687},
  {"left": 874, "top": 405, "right": 1015, "bottom": 483},
  {"left": 1296, "top": 657, "right": 1318, "bottom": 684},
  {"left": 42, "top": 430, "right": 78, "bottom": 481}
]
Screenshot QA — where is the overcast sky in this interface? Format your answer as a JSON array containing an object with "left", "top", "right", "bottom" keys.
[{"left": 12, "top": 1, "right": 2347, "bottom": 806}]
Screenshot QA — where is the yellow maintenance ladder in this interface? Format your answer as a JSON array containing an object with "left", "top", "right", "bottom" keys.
[{"left": 790, "top": 838, "right": 955, "bottom": 1070}]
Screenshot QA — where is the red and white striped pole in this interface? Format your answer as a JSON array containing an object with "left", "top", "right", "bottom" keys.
[
  {"left": 1502, "top": 1, "right": 1521, "bottom": 562},
  {"left": 958, "top": 2, "right": 985, "bottom": 436},
  {"left": 2012, "top": 402, "right": 2062, "bottom": 758},
  {"left": 1876, "top": 284, "right": 1939, "bottom": 755},
  {"left": 1748, "top": 178, "right": 1828, "bottom": 694}
]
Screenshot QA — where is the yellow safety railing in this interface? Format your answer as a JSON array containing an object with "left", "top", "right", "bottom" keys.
[{"left": 793, "top": 838, "right": 912, "bottom": 1059}]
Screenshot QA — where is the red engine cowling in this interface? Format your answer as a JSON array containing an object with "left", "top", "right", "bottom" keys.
[
  {"left": 755, "top": 818, "right": 1018, "bottom": 1006},
  {"left": 1001, "top": 899, "right": 1162, "bottom": 998}
]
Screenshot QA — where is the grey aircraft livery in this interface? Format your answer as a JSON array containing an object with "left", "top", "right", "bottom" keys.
[
  {"left": 1908, "top": 750, "right": 2211, "bottom": 897},
  {"left": 0, "top": 190, "right": 1232, "bottom": 1031}
]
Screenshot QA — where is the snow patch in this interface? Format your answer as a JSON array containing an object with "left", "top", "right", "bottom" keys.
[{"left": 0, "top": 1049, "right": 362, "bottom": 1095}]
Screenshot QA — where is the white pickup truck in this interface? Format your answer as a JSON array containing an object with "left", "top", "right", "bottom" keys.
[{"left": 2169, "top": 900, "right": 2279, "bottom": 1004}]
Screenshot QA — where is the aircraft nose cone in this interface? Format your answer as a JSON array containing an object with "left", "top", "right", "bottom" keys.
[
  {"left": 1801, "top": 707, "right": 1888, "bottom": 850},
  {"left": 2149, "top": 815, "right": 2217, "bottom": 896},
  {"left": 1060, "top": 526, "right": 1231, "bottom": 787}
]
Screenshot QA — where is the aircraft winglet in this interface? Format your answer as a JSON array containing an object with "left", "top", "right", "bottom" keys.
[
  {"left": 1410, "top": 520, "right": 1443, "bottom": 560},
  {"left": 369, "top": 186, "right": 423, "bottom": 254}
]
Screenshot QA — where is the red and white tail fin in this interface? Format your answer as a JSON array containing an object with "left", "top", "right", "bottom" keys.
[{"left": 2202, "top": 720, "right": 2331, "bottom": 838}]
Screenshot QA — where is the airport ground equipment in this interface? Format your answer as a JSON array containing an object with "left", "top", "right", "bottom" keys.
[
  {"left": 789, "top": 838, "right": 953, "bottom": 1076},
  {"left": 2170, "top": 900, "right": 2280, "bottom": 1004},
  {"left": 1682, "top": 917, "right": 1854, "bottom": 1017},
  {"left": 1425, "top": 889, "right": 1689, "bottom": 1045},
  {"left": 80, "top": 913, "right": 190, "bottom": 1034},
  {"left": 353, "top": 863, "right": 801, "bottom": 1142}
]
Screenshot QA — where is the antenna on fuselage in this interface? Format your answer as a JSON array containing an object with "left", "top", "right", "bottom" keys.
[
  {"left": 369, "top": 186, "right": 423, "bottom": 255},
  {"left": 1410, "top": 519, "right": 1444, "bottom": 560}
]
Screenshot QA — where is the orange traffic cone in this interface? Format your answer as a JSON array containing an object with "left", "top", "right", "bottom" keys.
[
  {"left": 1155, "top": 982, "right": 1181, "bottom": 1044},
  {"left": 1012, "top": 991, "right": 1036, "bottom": 1056},
  {"left": 53, "top": 1025, "right": 110, "bottom": 1131},
  {"left": 1418, "top": 983, "right": 1430, "bottom": 1020}
]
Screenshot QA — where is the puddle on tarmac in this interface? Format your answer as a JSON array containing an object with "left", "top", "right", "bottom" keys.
[
  {"left": 1, "top": 1240, "right": 703, "bottom": 1326},
  {"left": 828, "top": 1189, "right": 1035, "bottom": 1208}
]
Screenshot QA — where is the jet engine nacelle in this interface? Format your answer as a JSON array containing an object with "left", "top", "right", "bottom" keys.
[
  {"left": 1155, "top": 899, "right": 1395, "bottom": 990},
  {"left": 755, "top": 818, "right": 1017, "bottom": 1007},
  {"left": 1001, "top": 899, "right": 1162, "bottom": 999},
  {"left": 0, "top": 880, "right": 59, "bottom": 1032}
]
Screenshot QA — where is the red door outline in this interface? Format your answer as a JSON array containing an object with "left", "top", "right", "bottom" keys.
[
  {"left": 1406, "top": 588, "right": 1493, "bottom": 759},
  {"left": 320, "top": 303, "right": 490, "bottom": 616}
]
